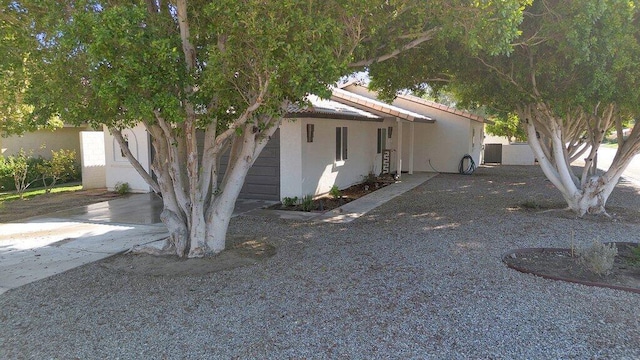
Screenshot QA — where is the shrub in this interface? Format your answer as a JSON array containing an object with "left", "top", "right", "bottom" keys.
[
  {"left": 282, "top": 196, "right": 298, "bottom": 207},
  {"left": 114, "top": 182, "right": 131, "bottom": 195},
  {"left": 577, "top": 240, "right": 618, "bottom": 276},
  {"left": 300, "top": 194, "right": 314, "bottom": 212},
  {"left": 0, "top": 149, "right": 78, "bottom": 193},
  {"left": 0, "top": 157, "right": 14, "bottom": 191},
  {"left": 329, "top": 185, "right": 341, "bottom": 199},
  {"left": 629, "top": 244, "right": 640, "bottom": 266},
  {"left": 7, "top": 150, "right": 45, "bottom": 199},
  {"left": 37, "top": 149, "right": 80, "bottom": 193}
]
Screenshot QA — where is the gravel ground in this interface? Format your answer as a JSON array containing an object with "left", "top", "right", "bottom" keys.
[{"left": 1, "top": 165, "right": 639, "bottom": 359}]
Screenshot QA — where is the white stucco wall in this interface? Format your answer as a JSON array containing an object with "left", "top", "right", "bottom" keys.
[
  {"left": 280, "top": 117, "right": 382, "bottom": 199},
  {"left": 0, "top": 126, "right": 88, "bottom": 158},
  {"left": 502, "top": 143, "right": 536, "bottom": 165},
  {"left": 343, "top": 84, "right": 484, "bottom": 173},
  {"left": 396, "top": 104, "right": 478, "bottom": 173},
  {"left": 104, "top": 124, "right": 152, "bottom": 193},
  {"left": 79, "top": 131, "right": 106, "bottom": 189}
]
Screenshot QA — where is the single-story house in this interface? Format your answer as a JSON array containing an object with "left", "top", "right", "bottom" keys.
[{"left": 99, "top": 83, "right": 487, "bottom": 200}]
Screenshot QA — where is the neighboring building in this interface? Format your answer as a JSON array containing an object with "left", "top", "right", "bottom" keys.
[
  {"left": 102, "top": 84, "right": 488, "bottom": 200},
  {"left": 0, "top": 125, "right": 90, "bottom": 159}
]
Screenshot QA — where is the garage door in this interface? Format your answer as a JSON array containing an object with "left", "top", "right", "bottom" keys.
[{"left": 197, "top": 129, "right": 280, "bottom": 201}]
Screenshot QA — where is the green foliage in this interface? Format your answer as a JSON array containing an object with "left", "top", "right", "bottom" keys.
[
  {"left": 329, "top": 185, "right": 342, "bottom": 200},
  {"left": 0, "top": 157, "right": 14, "bottom": 191},
  {"left": 114, "top": 182, "right": 131, "bottom": 195},
  {"left": 282, "top": 196, "right": 298, "bottom": 207},
  {"left": 36, "top": 149, "right": 80, "bottom": 193},
  {"left": 486, "top": 113, "right": 527, "bottom": 143},
  {"left": 300, "top": 194, "right": 314, "bottom": 212},
  {"left": 367, "top": 1, "right": 529, "bottom": 99},
  {"left": 5, "top": 150, "right": 44, "bottom": 198},
  {"left": 443, "top": 0, "right": 640, "bottom": 121},
  {"left": 630, "top": 244, "right": 640, "bottom": 266}
]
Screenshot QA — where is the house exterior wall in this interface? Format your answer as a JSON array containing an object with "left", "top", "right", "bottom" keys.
[
  {"left": 104, "top": 124, "right": 151, "bottom": 193},
  {"left": 0, "top": 126, "right": 88, "bottom": 158},
  {"left": 342, "top": 84, "right": 484, "bottom": 173},
  {"left": 280, "top": 117, "right": 381, "bottom": 199},
  {"left": 79, "top": 131, "right": 106, "bottom": 189}
]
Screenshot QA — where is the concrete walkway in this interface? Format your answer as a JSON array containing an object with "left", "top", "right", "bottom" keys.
[{"left": 0, "top": 173, "right": 436, "bottom": 295}]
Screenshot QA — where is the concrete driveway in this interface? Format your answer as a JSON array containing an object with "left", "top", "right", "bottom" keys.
[{"left": 0, "top": 193, "right": 278, "bottom": 295}]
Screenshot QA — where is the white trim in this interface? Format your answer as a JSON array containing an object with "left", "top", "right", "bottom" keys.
[{"left": 396, "top": 120, "right": 403, "bottom": 175}]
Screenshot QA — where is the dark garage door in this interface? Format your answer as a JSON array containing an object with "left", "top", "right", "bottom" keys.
[{"left": 198, "top": 129, "right": 280, "bottom": 201}]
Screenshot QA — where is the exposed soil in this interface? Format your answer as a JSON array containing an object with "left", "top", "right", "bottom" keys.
[
  {"left": 270, "top": 176, "right": 396, "bottom": 212},
  {"left": 504, "top": 242, "right": 640, "bottom": 293},
  {"left": 100, "top": 235, "right": 276, "bottom": 277},
  {"left": 0, "top": 188, "right": 124, "bottom": 223}
]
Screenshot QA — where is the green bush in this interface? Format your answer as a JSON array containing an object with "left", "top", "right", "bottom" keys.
[
  {"left": 37, "top": 149, "right": 81, "bottom": 193},
  {"left": 282, "top": 196, "right": 298, "bottom": 207},
  {"left": 0, "top": 149, "right": 80, "bottom": 193},
  {"left": 300, "top": 194, "right": 314, "bottom": 212},
  {"left": 329, "top": 185, "right": 342, "bottom": 199},
  {"left": 114, "top": 181, "right": 131, "bottom": 195},
  {"left": 0, "top": 157, "right": 14, "bottom": 191}
]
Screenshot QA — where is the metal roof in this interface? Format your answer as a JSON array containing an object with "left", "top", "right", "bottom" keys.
[
  {"left": 285, "top": 95, "right": 381, "bottom": 121},
  {"left": 330, "top": 88, "right": 435, "bottom": 123}
]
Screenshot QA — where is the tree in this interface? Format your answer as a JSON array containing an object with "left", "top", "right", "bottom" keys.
[
  {"left": 486, "top": 113, "right": 527, "bottom": 143},
  {"left": 8, "top": 0, "right": 526, "bottom": 257},
  {"left": 372, "top": 0, "right": 640, "bottom": 216},
  {"left": 0, "top": 2, "right": 62, "bottom": 136}
]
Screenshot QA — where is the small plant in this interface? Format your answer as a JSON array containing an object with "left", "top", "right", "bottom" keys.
[
  {"left": 629, "top": 244, "right": 640, "bottom": 266},
  {"left": 300, "top": 194, "right": 314, "bottom": 212},
  {"left": 362, "top": 172, "right": 377, "bottom": 186},
  {"left": 329, "top": 185, "right": 342, "bottom": 199},
  {"left": 114, "top": 181, "right": 131, "bottom": 195},
  {"left": 282, "top": 196, "right": 298, "bottom": 207},
  {"left": 577, "top": 239, "right": 618, "bottom": 276},
  {"left": 520, "top": 200, "right": 542, "bottom": 210}
]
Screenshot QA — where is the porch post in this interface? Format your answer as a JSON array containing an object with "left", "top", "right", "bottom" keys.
[
  {"left": 408, "top": 122, "right": 415, "bottom": 174},
  {"left": 396, "top": 119, "right": 403, "bottom": 177}
]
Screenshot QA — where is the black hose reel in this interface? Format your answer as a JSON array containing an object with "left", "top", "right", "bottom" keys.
[{"left": 458, "top": 154, "right": 477, "bottom": 175}]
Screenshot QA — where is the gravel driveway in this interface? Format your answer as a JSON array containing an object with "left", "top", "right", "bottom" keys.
[{"left": 1, "top": 165, "right": 639, "bottom": 359}]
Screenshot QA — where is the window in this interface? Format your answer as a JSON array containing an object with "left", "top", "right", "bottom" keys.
[
  {"left": 377, "top": 128, "right": 387, "bottom": 154},
  {"left": 120, "top": 136, "right": 129, "bottom": 158},
  {"left": 306, "top": 124, "right": 315, "bottom": 143},
  {"left": 335, "top": 126, "right": 348, "bottom": 161}
]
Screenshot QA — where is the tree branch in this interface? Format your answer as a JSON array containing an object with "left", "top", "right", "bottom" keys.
[
  {"left": 111, "top": 128, "right": 161, "bottom": 194},
  {"left": 348, "top": 27, "right": 442, "bottom": 68}
]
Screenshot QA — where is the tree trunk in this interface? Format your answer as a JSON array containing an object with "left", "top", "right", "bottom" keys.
[{"left": 520, "top": 103, "right": 639, "bottom": 217}]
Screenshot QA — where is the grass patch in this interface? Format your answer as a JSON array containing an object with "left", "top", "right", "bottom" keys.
[{"left": 0, "top": 183, "right": 83, "bottom": 203}]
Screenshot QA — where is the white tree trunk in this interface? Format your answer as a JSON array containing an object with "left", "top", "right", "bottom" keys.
[{"left": 520, "top": 103, "right": 640, "bottom": 217}]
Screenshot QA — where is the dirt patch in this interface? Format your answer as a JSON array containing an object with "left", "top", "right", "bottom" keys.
[
  {"left": 0, "top": 188, "right": 123, "bottom": 222},
  {"left": 270, "top": 177, "right": 396, "bottom": 212},
  {"left": 504, "top": 242, "right": 640, "bottom": 293},
  {"left": 100, "top": 236, "right": 276, "bottom": 277}
]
